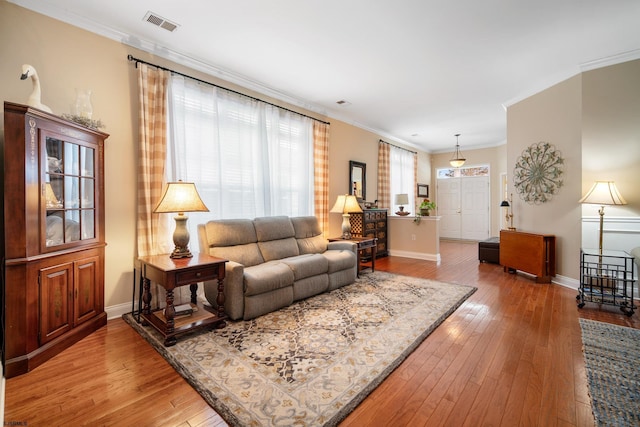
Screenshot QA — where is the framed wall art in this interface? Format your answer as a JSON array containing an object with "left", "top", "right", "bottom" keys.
[{"left": 417, "top": 183, "right": 429, "bottom": 198}]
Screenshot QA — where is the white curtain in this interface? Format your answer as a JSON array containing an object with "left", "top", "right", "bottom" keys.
[
  {"left": 389, "top": 145, "right": 416, "bottom": 213},
  {"left": 167, "top": 75, "right": 314, "bottom": 243}
]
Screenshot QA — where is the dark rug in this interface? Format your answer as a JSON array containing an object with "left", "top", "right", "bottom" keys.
[
  {"left": 124, "top": 271, "right": 476, "bottom": 426},
  {"left": 579, "top": 318, "right": 640, "bottom": 427}
]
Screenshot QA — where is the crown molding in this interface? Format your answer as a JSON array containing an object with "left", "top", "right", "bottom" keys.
[{"left": 579, "top": 48, "right": 640, "bottom": 72}]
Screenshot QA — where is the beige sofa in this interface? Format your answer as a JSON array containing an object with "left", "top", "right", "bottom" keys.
[{"left": 198, "top": 216, "right": 357, "bottom": 320}]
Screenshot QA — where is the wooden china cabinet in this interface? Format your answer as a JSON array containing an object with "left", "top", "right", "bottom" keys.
[{"left": 1, "top": 102, "right": 108, "bottom": 378}]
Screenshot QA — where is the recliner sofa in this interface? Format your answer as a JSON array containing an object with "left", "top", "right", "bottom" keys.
[{"left": 198, "top": 216, "right": 357, "bottom": 320}]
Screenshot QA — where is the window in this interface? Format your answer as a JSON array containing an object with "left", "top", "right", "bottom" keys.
[
  {"left": 389, "top": 145, "right": 416, "bottom": 213},
  {"left": 167, "top": 75, "right": 314, "bottom": 238}
]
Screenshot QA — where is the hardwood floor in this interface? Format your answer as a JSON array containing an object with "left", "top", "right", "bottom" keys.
[{"left": 5, "top": 241, "right": 638, "bottom": 426}]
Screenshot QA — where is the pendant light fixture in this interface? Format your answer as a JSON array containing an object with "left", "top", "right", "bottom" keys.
[{"left": 449, "top": 133, "right": 466, "bottom": 168}]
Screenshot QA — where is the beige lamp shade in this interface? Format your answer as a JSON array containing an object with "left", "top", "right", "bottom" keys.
[
  {"left": 153, "top": 181, "right": 209, "bottom": 214},
  {"left": 330, "top": 194, "right": 363, "bottom": 214},
  {"left": 579, "top": 181, "right": 627, "bottom": 206},
  {"left": 579, "top": 181, "right": 626, "bottom": 254},
  {"left": 153, "top": 181, "right": 209, "bottom": 259},
  {"left": 330, "top": 194, "right": 362, "bottom": 239},
  {"left": 394, "top": 193, "right": 409, "bottom": 206}
]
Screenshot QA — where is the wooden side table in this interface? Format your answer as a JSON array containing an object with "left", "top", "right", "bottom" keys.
[
  {"left": 329, "top": 236, "right": 377, "bottom": 277},
  {"left": 138, "top": 253, "right": 228, "bottom": 346}
]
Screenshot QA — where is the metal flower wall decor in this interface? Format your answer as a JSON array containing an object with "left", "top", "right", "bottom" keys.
[{"left": 513, "top": 142, "right": 564, "bottom": 204}]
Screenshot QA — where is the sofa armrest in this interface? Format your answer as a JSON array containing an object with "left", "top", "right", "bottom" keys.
[
  {"left": 204, "top": 260, "right": 245, "bottom": 320},
  {"left": 327, "top": 241, "right": 357, "bottom": 254}
]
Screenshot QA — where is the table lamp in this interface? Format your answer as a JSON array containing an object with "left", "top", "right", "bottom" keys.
[
  {"left": 330, "top": 194, "right": 362, "bottom": 239},
  {"left": 579, "top": 181, "right": 626, "bottom": 254},
  {"left": 394, "top": 193, "right": 409, "bottom": 215},
  {"left": 154, "top": 181, "right": 209, "bottom": 258}
]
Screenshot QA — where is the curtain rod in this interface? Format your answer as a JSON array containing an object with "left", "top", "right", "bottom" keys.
[
  {"left": 127, "top": 55, "right": 330, "bottom": 125},
  {"left": 379, "top": 139, "right": 417, "bottom": 154}
]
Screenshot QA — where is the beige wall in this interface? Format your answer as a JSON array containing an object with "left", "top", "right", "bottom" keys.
[
  {"left": 582, "top": 60, "right": 640, "bottom": 215},
  {"left": 507, "top": 75, "right": 583, "bottom": 280},
  {"left": 1, "top": 2, "right": 138, "bottom": 310},
  {"left": 0, "top": 2, "right": 433, "bottom": 312},
  {"left": 507, "top": 60, "right": 640, "bottom": 281}
]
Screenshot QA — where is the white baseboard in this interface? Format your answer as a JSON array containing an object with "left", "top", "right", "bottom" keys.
[
  {"left": 552, "top": 274, "right": 579, "bottom": 291},
  {"left": 106, "top": 302, "right": 133, "bottom": 320},
  {"left": 388, "top": 249, "right": 441, "bottom": 263}
]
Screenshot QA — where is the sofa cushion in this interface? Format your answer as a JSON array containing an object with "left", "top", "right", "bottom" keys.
[
  {"left": 297, "top": 235, "right": 328, "bottom": 254},
  {"left": 210, "top": 243, "right": 264, "bottom": 267},
  {"left": 244, "top": 261, "right": 294, "bottom": 296},
  {"left": 291, "top": 216, "right": 322, "bottom": 238},
  {"left": 258, "top": 238, "right": 300, "bottom": 261},
  {"left": 243, "top": 287, "right": 293, "bottom": 320},
  {"left": 254, "top": 216, "right": 295, "bottom": 241},
  {"left": 204, "top": 219, "right": 257, "bottom": 246},
  {"left": 323, "top": 249, "right": 357, "bottom": 273},
  {"left": 293, "top": 275, "right": 329, "bottom": 301},
  {"left": 281, "top": 254, "right": 328, "bottom": 281}
]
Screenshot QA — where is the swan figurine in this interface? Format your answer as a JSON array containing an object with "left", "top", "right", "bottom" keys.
[{"left": 20, "top": 64, "right": 52, "bottom": 113}]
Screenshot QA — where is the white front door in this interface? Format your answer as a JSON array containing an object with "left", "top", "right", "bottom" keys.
[
  {"left": 438, "top": 178, "right": 462, "bottom": 239},
  {"left": 437, "top": 169, "right": 490, "bottom": 241},
  {"left": 460, "top": 177, "right": 490, "bottom": 240}
]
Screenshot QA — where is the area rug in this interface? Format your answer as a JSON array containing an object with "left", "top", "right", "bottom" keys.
[
  {"left": 579, "top": 318, "right": 640, "bottom": 427},
  {"left": 123, "top": 271, "right": 476, "bottom": 426}
]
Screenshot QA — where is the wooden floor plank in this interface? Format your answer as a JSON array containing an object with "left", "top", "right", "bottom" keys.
[{"left": 4, "top": 240, "right": 638, "bottom": 426}]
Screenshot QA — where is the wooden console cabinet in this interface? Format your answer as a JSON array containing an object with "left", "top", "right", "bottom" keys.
[
  {"left": 349, "top": 209, "right": 388, "bottom": 258},
  {"left": 499, "top": 230, "right": 556, "bottom": 283},
  {"left": 2, "top": 102, "right": 108, "bottom": 377}
]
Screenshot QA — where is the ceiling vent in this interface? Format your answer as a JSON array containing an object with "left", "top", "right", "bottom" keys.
[{"left": 143, "top": 11, "right": 179, "bottom": 33}]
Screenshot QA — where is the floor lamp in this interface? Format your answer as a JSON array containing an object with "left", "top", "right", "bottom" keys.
[{"left": 579, "top": 181, "right": 627, "bottom": 255}]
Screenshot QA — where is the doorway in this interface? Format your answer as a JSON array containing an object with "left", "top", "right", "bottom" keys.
[{"left": 437, "top": 166, "right": 490, "bottom": 241}]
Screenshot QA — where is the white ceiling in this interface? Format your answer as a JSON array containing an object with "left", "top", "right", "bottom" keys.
[{"left": 12, "top": 0, "right": 640, "bottom": 153}]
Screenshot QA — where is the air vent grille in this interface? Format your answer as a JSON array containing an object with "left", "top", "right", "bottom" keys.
[{"left": 143, "top": 11, "right": 179, "bottom": 33}]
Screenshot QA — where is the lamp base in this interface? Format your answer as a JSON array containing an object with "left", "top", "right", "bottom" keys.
[
  {"left": 170, "top": 213, "right": 193, "bottom": 259},
  {"left": 170, "top": 247, "right": 193, "bottom": 259},
  {"left": 341, "top": 213, "right": 352, "bottom": 240}
]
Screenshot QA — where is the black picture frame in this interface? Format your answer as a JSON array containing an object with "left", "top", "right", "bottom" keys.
[
  {"left": 349, "top": 160, "right": 366, "bottom": 200},
  {"left": 417, "top": 183, "right": 429, "bottom": 198}
]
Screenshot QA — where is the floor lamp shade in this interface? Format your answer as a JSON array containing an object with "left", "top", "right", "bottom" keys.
[
  {"left": 154, "top": 181, "right": 209, "bottom": 258},
  {"left": 330, "top": 194, "right": 362, "bottom": 239},
  {"left": 579, "top": 181, "right": 627, "bottom": 253}
]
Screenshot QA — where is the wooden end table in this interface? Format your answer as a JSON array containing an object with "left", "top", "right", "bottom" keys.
[
  {"left": 329, "top": 236, "right": 377, "bottom": 277},
  {"left": 138, "top": 253, "right": 228, "bottom": 346}
]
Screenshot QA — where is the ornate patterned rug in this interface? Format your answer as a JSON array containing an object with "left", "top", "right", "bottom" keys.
[
  {"left": 123, "top": 271, "right": 476, "bottom": 426},
  {"left": 579, "top": 319, "right": 640, "bottom": 427}
]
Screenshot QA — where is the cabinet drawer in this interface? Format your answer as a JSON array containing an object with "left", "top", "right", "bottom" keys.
[
  {"left": 365, "top": 211, "right": 376, "bottom": 221},
  {"left": 176, "top": 267, "right": 218, "bottom": 285}
]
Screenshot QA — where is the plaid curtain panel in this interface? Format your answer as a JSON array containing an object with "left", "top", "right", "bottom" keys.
[
  {"left": 136, "top": 63, "right": 170, "bottom": 257},
  {"left": 313, "top": 121, "right": 330, "bottom": 236},
  {"left": 377, "top": 142, "right": 390, "bottom": 209}
]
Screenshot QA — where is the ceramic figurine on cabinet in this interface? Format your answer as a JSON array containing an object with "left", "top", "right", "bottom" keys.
[{"left": 20, "top": 64, "right": 53, "bottom": 113}]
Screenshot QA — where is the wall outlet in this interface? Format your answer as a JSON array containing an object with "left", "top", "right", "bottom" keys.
[{"left": 411, "top": 234, "right": 416, "bottom": 240}]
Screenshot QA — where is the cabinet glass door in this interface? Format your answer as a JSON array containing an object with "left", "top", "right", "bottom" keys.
[{"left": 44, "top": 136, "right": 96, "bottom": 248}]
